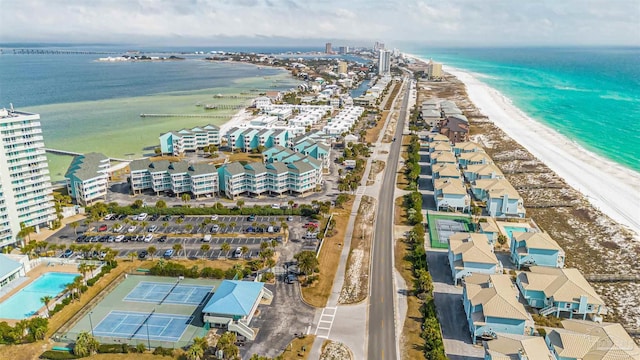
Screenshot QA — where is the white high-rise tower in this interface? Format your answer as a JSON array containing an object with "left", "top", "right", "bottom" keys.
[
  {"left": 0, "top": 107, "right": 55, "bottom": 249},
  {"left": 378, "top": 49, "right": 391, "bottom": 75}
]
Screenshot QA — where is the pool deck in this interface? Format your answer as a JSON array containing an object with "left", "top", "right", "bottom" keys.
[{"left": 0, "top": 264, "right": 79, "bottom": 325}]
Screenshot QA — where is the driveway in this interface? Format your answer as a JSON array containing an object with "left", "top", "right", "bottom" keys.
[{"left": 426, "top": 249, "right": 484, "bottom": 360}]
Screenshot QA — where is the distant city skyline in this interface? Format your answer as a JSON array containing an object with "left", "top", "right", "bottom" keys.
[{"left": 1, "top": 0, "right": 639, "bottom": 47}]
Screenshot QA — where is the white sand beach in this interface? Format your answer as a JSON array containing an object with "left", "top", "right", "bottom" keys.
[
  {"left": 219, "top": 108, "right": 254, "bottom": 135},
  {"left": 442, "top": 65, "right": 640, "bottom": 239}
]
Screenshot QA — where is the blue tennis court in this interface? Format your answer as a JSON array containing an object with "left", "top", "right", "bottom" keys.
[
  {"left": 93, "top": 310, "right": 192, "bottom": 342},
  {"left": 124, "top": 281, "right": 213, "bottom": 305}
]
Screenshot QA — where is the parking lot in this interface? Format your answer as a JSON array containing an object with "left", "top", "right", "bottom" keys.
[{"left": 48, "top": 214, "right": 318, "bottom": 261}]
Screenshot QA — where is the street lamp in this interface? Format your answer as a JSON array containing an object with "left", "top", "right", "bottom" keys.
[{"left": 88, "top": 311, "right": 94, "bottom": 336}]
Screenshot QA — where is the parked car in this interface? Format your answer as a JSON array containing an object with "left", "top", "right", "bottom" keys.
[
  {"left": 76, "top": 235, "right": 87, "bottom": 242},
  {"left": 138, "top": 250, "right": 148, "bottom": 259},
  {"left": 163, "top": 249, "right": 174, "bottom": 258},
  {"left": 287, "top": 216, "right": 293, "bottom": 221},
  {"left": 148, "top": 225, "right": 158, "bottom": 232},
  {"left": 127, "top": 226, "right": 136, "bottom": 233},
  {"left": 202, "top": 234, "right": 212, "bottom": 242},
  {"left": 144, "top": 234, "right": 153, "bottom": 242},
  {"left": 137, "top": 213, "right": 148, "bottom": 221},
  {"left": 158, "top": 235, "right": 167, "bottom": 242},
  {"left": 150, "top": 214, "right": 160, "bottom": 221},
  {"left": 104, "top": 214, "right": 115, "bottom": 220},
  {"left": 211, "top": 224, "right": 220, "bottom": 233},
  {"left": 233, "top": 247, "right": 243, "bottom": 258},
  {"left": 98, "top": 224, "right": 108, "bottom": 232},
  {"left": 211, "top": 215, "right": 218, "bottom": 221},
  {"left": 117, "top": 214, "right": 127, "bottom": 220},
  {"left": 107, "top": 236, "right": 115, "bottom": 242},
  {"left": 271, "top": 204, "right": 280, "bottom": 209},
  {"left": 115, "top": 235, "right": 124, "bottom": 242},
  {"left": 61, "top": 249, "right": 74, "bottom": 258},
  {"left": 162, "top": 215, "right": 172, "bottom": 221},
  {"left": 247, "top": 214, "right": 256, "bottom": 221},
  {"left": 113, "top": 224, "right": 123, "bottom": 232}
]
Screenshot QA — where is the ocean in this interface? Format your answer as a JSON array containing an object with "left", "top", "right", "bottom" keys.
[
  {"left": 410, "top": 47, "right": 640, "bottom": 172},
  {"left": 1, "top": 45, "right": 638, "bottom": 181}
]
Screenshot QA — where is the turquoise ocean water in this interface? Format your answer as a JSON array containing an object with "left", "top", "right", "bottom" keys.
[{"left": 410, "top": 47, "right": 640, "bottom": 172}]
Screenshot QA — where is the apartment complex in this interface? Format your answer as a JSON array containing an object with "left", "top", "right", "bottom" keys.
[
  {"left": 129, "top": 159, "right": 219, "bottom": 198},
  {"left": 218, "top": 159, "right": 322, "bottom": 199},
  {"left": 0, "top": 108, "right": 55, "bottom": 248},
  {"left": 65, "top": 152, "right": 110, "bottom": 206},
  {"left": 159, "top": 124, "right": 220, "bottom": 156}
]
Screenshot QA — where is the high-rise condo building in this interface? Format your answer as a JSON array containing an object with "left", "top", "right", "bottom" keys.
[
  {"left": 427, "top": 59, "right": 443, "bottom": 79},
  {"left": 378, "top": 49, "right": 391, "bottom": 75},
  {"left": 374, "top": 41, "right": 385, "bottom": 52},
  {"left": 338, "top": 46, "right": 348, "bottom": 55},
  {"left": 337, "top": 61, "right": 348, "bottom": 74},
  {"left": 325, "top": 42, "right": 332, "bottom": 54},
  {"left": 0, "top": 107, "right": 55, "bottom": 249}
]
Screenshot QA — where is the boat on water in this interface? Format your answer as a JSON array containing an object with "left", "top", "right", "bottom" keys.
[{"left": 204, "top": 104, "right": 217, "bottom": 110}]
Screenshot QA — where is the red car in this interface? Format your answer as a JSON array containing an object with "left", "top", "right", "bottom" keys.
[{"left": 98, "top": 224, "right": 108, "bottom": 232}]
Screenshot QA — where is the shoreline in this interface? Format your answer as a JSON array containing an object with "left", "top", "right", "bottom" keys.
[{"left": 406, "top": 53, "right": 640, "bottom": 239}]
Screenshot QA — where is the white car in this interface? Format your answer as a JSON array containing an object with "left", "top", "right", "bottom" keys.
[
  {"left": 144, "top": 234, "right": 153, "bottom": 242},
  {"left": 271, "top": 204, "right": 280, "bottom": 209},
  {"left": 210, "top": 215, "right": 218, "bottom": 221},
  {"left": 113, "top": 224, "right": 123, "bottom": 232},
  {"left": 137, "top": 213, "right": 148, "bottom": 221},
  {"left": 115, "top": 235, "right": 124, "bottom": 242},
  {"left": 211, "top": 224, "right": 220, "bottom": 233},
  {"left": 127, "top": 226, "right": 137, "bottom": 233}
]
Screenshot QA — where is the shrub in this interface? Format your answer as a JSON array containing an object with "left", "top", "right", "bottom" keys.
[
  {"left": 39, "top": 351, "right": 78, "bottom": 360},
  {"left": 97, "top": 344, "right": 127, "bottom": 353},
  {"left": 262, "top": 272, "right": 275, "bottom": 282},
  {"left": 153, "top": 346, "right": 174, "bottom": 356}
]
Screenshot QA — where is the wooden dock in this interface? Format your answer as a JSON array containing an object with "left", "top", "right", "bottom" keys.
[{"left": 140, "top": 113, "right": 233, "bottom": 119}]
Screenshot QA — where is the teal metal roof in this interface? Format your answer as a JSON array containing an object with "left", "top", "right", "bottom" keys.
[
  {"left": 0, "top": 254, "right": 22, "bottom": 280},
  {"left": 202, "top": 280, "right": 264, "bottom": 316}
]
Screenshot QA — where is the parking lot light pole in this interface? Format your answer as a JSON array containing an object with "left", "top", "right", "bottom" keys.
[{"left": 88, "top": 311, "right": 94, "bottom": 336}]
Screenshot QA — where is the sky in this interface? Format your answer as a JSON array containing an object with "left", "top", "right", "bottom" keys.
[{"left": 1, "top": 0, "right": 639, "bottom": 47}]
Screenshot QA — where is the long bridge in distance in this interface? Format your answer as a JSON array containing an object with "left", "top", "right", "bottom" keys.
[{"left": 6, "top": 49, "right": 121, "bottom": 55}]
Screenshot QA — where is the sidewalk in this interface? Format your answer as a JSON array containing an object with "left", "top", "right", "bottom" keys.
[{"left": 308, "top": 77, "right": 410, "bottom": 359}]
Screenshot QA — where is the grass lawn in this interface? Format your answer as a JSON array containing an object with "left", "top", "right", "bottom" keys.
[
  {"left": 426, "top": 213, "right": 472, "bottom": 249},
  {"left": 301, "top": 196, "right": 354, "bottom": 307},
  {"left": 226, "top": 152, "right": 264, "bottom": 163},
  {"left": 364, "top": 110, "right": 389, "bottom": 143},
  {"left": 279, "top": 335, "right": 316, "bottom": 360}
]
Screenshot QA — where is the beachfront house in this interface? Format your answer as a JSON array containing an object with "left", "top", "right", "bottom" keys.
[
  {"left": 463, "top": 163, "right": 504, "bottom": 183},
  {"left": 510, "top": 231, "right": 565, "bottom": 269},
  {"left": 202, "top": 280, "right": 273, "bottom": 341},
  {"left": 517, "top": 267, "right": 606, "bottom": 321},
  {"left": 458, "top": 151, "right": 494, "bottom": 168},
  {"left": 439, "top": 115, "right": 469, "bottom": 144},
  {"left": 429, "top": 142, "right": 452, "bottom": 154},
  {"left": 293, "top": 141, "right": 331, "bottom": 169},
  {"left": 447, "top": 232, "right": 501, "bottom": 285},
  {"left": 452, "top": 141, "right": 484, "bottom": 156},
  {"left": 472, "top": 179, "right": 526, "bottom": 218},
  {"left": 224, "top": 127, "right": 292, "bottom": 152},
  {"left": 463, "top": 274, "right": 534, "bottom": 344},
  {"left": 159, "top": 124, "right": 220, "bottom": 156},
  {"left": 544, "top": 320, "right": 640, "bottom": 360},
  {"left": 434, "top": 179, "right": 471, "bottom": 213},
  {"left": 478, "top": 217, "right": 500, "bottom": 244},
  {"left": 431, "top": 163, "right": 461, "bottom": 181},
  {"left": 430, "top": 150, "right": 457, "bottom": 165},
  {"left": 483, "top": 333, "right": 554, "bottom": 360},
  {"left": 65, "top": 152, "right": 110, "bottom": 206},
  {"left": 0, "top": 254, "right": 29, "bottom": 291},
  {"left": 428, "top": 133, "right": 451, "bottom": 144},
  {"left": 129, "top": 159, "right": 219, "bottom": 198}
]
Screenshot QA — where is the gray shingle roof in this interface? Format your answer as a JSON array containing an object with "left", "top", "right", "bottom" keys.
[{"left": 65, "top": 152, "right": 109, "bottom": 181}]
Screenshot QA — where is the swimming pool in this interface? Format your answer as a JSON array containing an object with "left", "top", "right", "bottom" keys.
[
  {"left": 503, "top": 226, "right": 529, "bottom": 240},
  {"left": 0, "top": 272, "right": 78, "bottom": 320}
]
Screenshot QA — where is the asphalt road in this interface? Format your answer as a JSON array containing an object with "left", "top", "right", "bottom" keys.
[{"left": 368, "top": 77, "right": 411, "bottom": 360}]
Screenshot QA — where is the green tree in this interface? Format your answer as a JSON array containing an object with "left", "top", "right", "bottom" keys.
[
  {"left": 147, "top": 246, "right": 157, "bottom": 260},
  {"left": 185, "top": 224, "right": 194, "bottom": 233},
  {"left": 78, "top": 263, "right": 89, "bottom": 282},
  {"left": 186, "top": 344, "right": 203, "bottom": 360},
  {"left": 40, "top": 296, "right": 53, "bottom": 316},
  {"left": 156, "top": 200, "right": 167, "bottom": 209},
  {"left": 236, "top": 200, "right": 245, "bottom": 210},
  {"left": 497, "top": 234, "right": 508, "bottom": 246},
  {"left": 129, "top": 252, "right": 137, "bottom": 262},
  {"left": 294, "top": 251, "right": 319, "bottom": 279},
  {"left": 73, "top": 331, "right": 100, "bottom": 357},
  {"left": 69, "top": 221, "right": 80, "bottom": 235},
  {"left": 181, "top": 193, "right": 192, "bottom": 204},
  {"left": 132, "top": 199, "right": 144, "bottom": 209},
  {"left": 216, "top": 331, "right": 239, "bottom": 359},
  {"left": 415, "top": 268, "right": 434, "bottom": 295},
  {"left": 173, "top": 243, "right": 183, "bottom": 257},
  {"left": 221, "top": 242, "right": 231, "bottom": 253}
]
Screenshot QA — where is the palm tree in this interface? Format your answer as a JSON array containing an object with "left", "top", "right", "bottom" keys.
[
  {"left": 229, "top": 221, "right": 237, "bottom": 231},
  {"left": 147, "top": 246, "right": 157, "bottom": 260},
  {"left": 172, "top": 243, "right": 183, "bottom": 257},
  {"left": 40, "top": 295, "right": 53, "bottom": 316},
  {"left": 200, "top": 244, "right": 211, "bottom": 258},
  {"left": 288, "top": 200, "right": 294, "bottom": 214},
  {"left": 69, "top": 221, "right": 80, "bottom": 235},
  {"left": 129, "top": 252, "right": 136, "bottom": 262},
  {"left": 78, "top": 263, "right": 89, "bottom": 282},
  {"left": 140, "top": 221, "right": 149, "bottom": 231},
  {"left": 186, "top": 344, "right": 203, "bottom": 360},
  {"left": 163, "top": 221, "right": 169, "bottom": 229},
  {"left": 236, "top": 199, "right": 245, "bottom": 210},
  {"left": 87, "top": 264, "right": 97, "bottom": 277},
  {"left": 240, "top": 246, "right": 249, "bottom": 256},
  {"left": 175, "top": 217, "right": 184, "bottom": 225},
  {"left": 181, "top": 193, "right": 191, "bottom": 204},
  {"left": 185, "top": 224, "right": 194, "bottom": 233},
  {"left": 73, "top": 331, "right": 100, "bottom": 357},
  {"left": 221, "top": 242, "right": 231, "bottom": 253}
]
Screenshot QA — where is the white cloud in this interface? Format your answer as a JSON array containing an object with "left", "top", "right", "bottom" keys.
[{"left": 0, "top": 0, "right": 637, "bottom": 46}]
